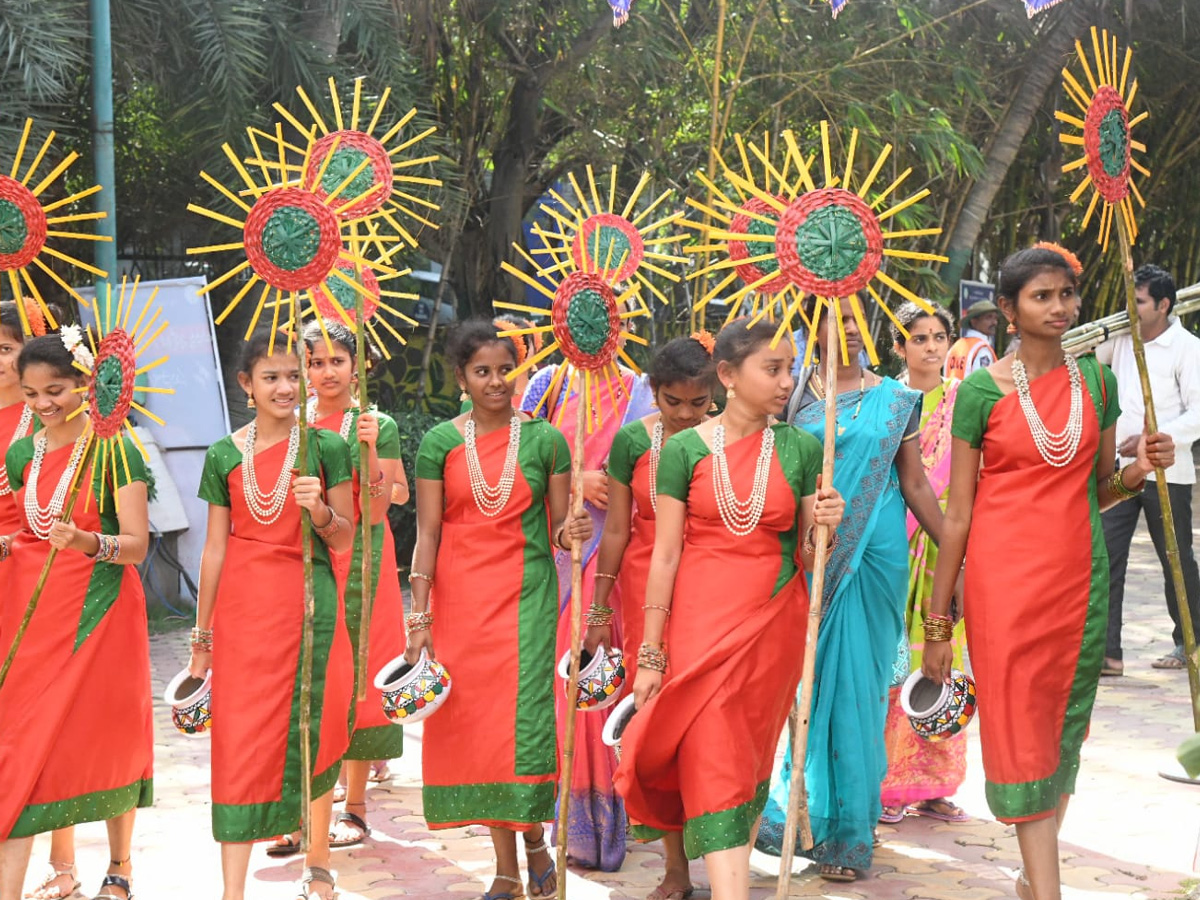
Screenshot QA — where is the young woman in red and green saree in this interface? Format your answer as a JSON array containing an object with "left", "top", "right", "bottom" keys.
[
  {"left": 406, "top": 320, "right": 592, "bottom": 900},
  {"left": 758, "top": 299, "right": 946, "bottom": 883},
  {"left": 303, "top": 320, "right": 405, "bottom": 850},
  {"left": 0, "top": 335, "right": 153, "bottom": 900},
  {"left": 189, "top": 332, "right": 356, "bottom": 900},
  {"left": 583, "top": 335, "right": 713, "bottom": 900},
  {"left": 0, "top": 303, "right": 35, "bottom": 539},
  {"left": 614, "top": 320, "right": 845, "bottom": 900},
  {"left": 880, "top": 302, "right": 971, "bottom": 824},
  {"left": 922, "top": 247, "right": 1175, "bottom": 900}
]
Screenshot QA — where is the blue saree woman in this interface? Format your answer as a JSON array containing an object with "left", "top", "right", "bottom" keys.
[{"left": 756, "top": 301, "right": 944, "bottom": 882}]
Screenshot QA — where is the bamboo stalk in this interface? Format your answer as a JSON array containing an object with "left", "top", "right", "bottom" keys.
[
  {"left": 296, "top": 349, "right": 316, "bottom": 853},
  {"left": 1114, "top": 220, "right": 1200, "bottom": 730},
  {"left": 353, "top": 224, "right": 373, "bottom": 703},
  {"left": 555, "top": 381, "right": 588, "bottom": 900},
  {"left": 1063, "top": 284, "right": 1200, "bottom": 355},
  {"left": 0, "top": 431, "right": 96, "bottom": 692},
  {"left": 775, "top": 306, "right": 839, "bottom": 896}
]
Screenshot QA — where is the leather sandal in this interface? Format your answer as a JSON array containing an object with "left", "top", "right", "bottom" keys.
[
  {"left": 93, "top": 874, "right": 133, "bottom": 900},
  {"left": 296, "top": 866, "right": 338, "bottom": 900},
  {"left": 330, "top": 807, "right": 369, "bottom": 848}
]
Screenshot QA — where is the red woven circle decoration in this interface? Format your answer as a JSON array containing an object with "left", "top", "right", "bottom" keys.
[
  {"left": 243, "top": 187, "right": 342, "bottom": 292},
  {"left": 775, "top": 188, "right": 883, "bottom": 297},
  {"left": 1084, "top": 86, "right": 1131, "bottom": 205},
  {"left": 570, "top": 213, "right": 644, "bottom": 282},
  {"left": 728, "top": 197, "right": 787, "bottom": 295},
  {"left": 315, "top": 262, "right": 380, "bottom": 323},
  {"left": 89, "top": 329, "right": 137, "bottom": 439},
  {"left": 305, "top": 130, "right": 393, "bottom": 220},
  {"left": 0, "top": 175, "right": 48, "bottom": 271},
  {"left": 551, "top": 272, "right": 621, "bottom": 372}
]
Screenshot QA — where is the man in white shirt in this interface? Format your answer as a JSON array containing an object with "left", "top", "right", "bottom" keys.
[{"left": 1097, "top": 265, "right": 1200, "bottom": 674}]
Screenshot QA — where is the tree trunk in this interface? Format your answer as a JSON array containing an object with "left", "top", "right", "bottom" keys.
[
  {"left": 298, "top": 0, "right": 346, "bottom": 61},
  {"left": 939, "top": 0, "right": 1097, "bottom": 288}
]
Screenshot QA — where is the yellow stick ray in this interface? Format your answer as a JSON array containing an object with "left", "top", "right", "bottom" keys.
[
  {"left": 40, "top": 184, "right": 102, "bottom": 213},
  {"left": 21, "top": 130, "right": 57, "bottom": 187},
  {"left": 31, "top": 153, "right": 79, "bottom": 197},
  {"left": 9, "top": 119, "right": 32, "bottom": 179}
]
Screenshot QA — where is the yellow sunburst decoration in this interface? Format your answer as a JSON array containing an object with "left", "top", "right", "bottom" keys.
[
  {"left": 0, "top": 119, "right": 111, "bottom": 334},
  {"left": 687, "top": 122, "right": 946, "bottom": 365},
  {"left": 497, "top": 243, "right": 648, "bottom": 431},
  {"left": 1056, "top": 26, "right": 1148, "bottom": 249},
  {"left": 186, "top": 132, "right": 399, "bottom": 351},
  {"left": 526, "top": 164, "right": 686, "bottom": 310},
  {"left": 67, "top": 276, "right": 173, "bottom": 511}
]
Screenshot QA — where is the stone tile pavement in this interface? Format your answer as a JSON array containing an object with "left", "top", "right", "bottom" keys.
[{"left": 24, "top": 504, "right": 1200, "bottom": 899}]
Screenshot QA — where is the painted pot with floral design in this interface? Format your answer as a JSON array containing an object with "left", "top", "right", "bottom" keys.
[
  {"left": 558, "top": 644, "right": 626, "bottom": 712},
  {"left": 164, "top": 668, "right": 213, "bottom": 737},
  {"left": 374, "top": 649, "right": 452, "bottom": 724},
  {"left": 900, "top": 668, "right": 977, "bottom": 742}
]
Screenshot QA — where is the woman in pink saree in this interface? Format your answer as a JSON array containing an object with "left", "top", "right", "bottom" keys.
[
  {"left": 521, "top": 362, "right": 655, "bottom": 870},
  {"left": 879, "top": 302, "right": 970, "bottom": 823}
]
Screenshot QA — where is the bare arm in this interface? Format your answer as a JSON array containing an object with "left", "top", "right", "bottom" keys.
[
  {"left": 1095, "top": 424, "right": 1175, "bottom": 512},
  {"left": 630, "top": 495, "right": 685, "bottom": 708},
  {"left": 584, "top": 479, "right": 633, "bottom": 652},
  {"left": 188, "top": 504, "right": 230, "bottom": 677},
  {"left": 896, "top": 438, "right": 945, "bottom": 545},
  {"left": 405, "top": 477, "right": 444, "bottom": 662}
]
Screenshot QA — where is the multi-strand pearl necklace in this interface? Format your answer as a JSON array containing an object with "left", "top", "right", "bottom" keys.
[
  {"left": 24, "top": 430, "right": 90, "bottom": 539},
  {"left": 306, "top": 398, "right": 355, "bottom": 441},
  {"left": 0, "top": 405, "right": 34, "bottom": 497},
  {"left": 647, "top": 419, "right": 664, "bottom": 514},
  {"left": 711, "top": 422, "right": 775, "bottom": 536},
  {"left": 242, "top": 420, "right": 300, "bottom": 525},
  {"left": 464, "top": 414, "right": 521, "bottom": 517},
  {"left": 1012, "top": 354, "right": 1084, "bottom": 467}
]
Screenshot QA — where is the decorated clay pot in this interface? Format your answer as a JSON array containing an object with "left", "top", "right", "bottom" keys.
[
  {"left": 900, "top": 668, "right": 977, "bottom": 742},
  {"left": 373, "top": 649, "right": 452, "bottom": 725},
  {"left": 557, "top": 644, "right": 626, "bottom": 712},
  {"left": 163, "top": 668, "right": 213, "bottom": 737}
]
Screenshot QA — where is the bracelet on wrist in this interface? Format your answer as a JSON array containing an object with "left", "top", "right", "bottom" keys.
[
  {"left": 410, "top": 570, "right": 434, "bottom": 586},
  {"left": 637, "top": 642, "right": 669, "bottom": 674},
  {"left": 922, "top": 616, "right": 954, "bottom": 643},
  {"left": 368, "top": 471, "right": 386, "bottom": 499},
  {"left": 313, "top": 506, "right": 341, "bottom": 539},
  {"left": 803, "top": 524, "right": 839, "bottom": 555},
  {"left": 594, "top": 572, "right": 617, "bottom": 582},
  {"left": 643, "top": 603, "right": 672, "bottom": 616},
  {"left": 1108, "top": 466, "right": 1142, "bottom": 501},
  {"left": 190, "top": 626, "right": 214, "bottom": 652},
  {"left": 586, "top": 604, "right": 615, "bottom": 627},
  {"left": 405, "top": 610, "right": 434, "bottom": 636}
]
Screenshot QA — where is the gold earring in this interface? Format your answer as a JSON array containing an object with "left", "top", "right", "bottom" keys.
[
  {"left": 726, "top": 386, "right": 736, "bottom": 400},
  {"left": 246, "top": 395, "right": 256, "bottom": 409},
  {"left": 459, "top": 390, "right": 468, "bottom": 402}
]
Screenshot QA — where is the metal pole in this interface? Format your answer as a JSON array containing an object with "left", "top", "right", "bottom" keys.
[{"left": 90, "top": 0, "right": 118, "bottom": 301}]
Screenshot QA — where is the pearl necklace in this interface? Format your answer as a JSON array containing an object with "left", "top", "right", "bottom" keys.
[
  {"left": 647, "top": 419, "right": 664, "bottom": 514},
  {"left": 711, "top": 422, "right": 775, "bottom": 537},
  {"left": 242, "top": 421, "right": 300, "bottom": 525},
  {"left": 0, "top": 405, "right": 34, "bottom": 497},
  {"left": 464, "top": 414, "right": 521, "bottom": 517},
  {"left": 1012, "top": 354, "right": 1084, "bottom": 468},
  {"left": 24, "top": 431, "right": 90, "bottom": 539},
  {"left": 306, "top": 399, "right": 355, "bottom": 441}
]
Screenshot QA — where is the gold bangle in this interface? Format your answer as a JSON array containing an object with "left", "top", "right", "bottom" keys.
[
  {"left": 594, "top": 572, "right": 618, "bottom": 581},
  {"left": 643, "top": 604, "right": 672, "bottom": 616}
]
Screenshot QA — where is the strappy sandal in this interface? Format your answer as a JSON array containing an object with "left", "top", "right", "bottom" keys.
[
  {"left": 329, "top": 808, "right": 369, "bottom": 848},
  {"left": 645, "top": 884, "right": 694, "bottom": 900},
  {"left": 93, "top": 874, "right": 133, "bottom": 900},
  {"left": 25, "top": 862, "right": 80, "bottom": 900},
  {"left": 295, "top": 866, "right": 338, "bottom": 900},
  {"left": 817, "top": 864, "right": 856, "bottom": 882},
  {"left": 483, "top": 873, "right": 525, "bottom": 900},
  {"left": 266, "top": 834, "right": 303, "bottom": 858},
  {"left": 522, "top": 835, "right": 556, "bottom": 898}
]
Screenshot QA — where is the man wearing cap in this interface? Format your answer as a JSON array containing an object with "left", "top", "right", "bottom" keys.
[
  {"left": 1098, "top": 264, "right": 1200, "bottom": 674},
  {"left": 944, "top": 300, "right": 998, "bottom": 380}
]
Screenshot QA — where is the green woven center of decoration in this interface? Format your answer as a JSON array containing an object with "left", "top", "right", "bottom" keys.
[
  {"left": 745, "top": 217, "right": 779, "bottom": 274},
  {"left": 0, "top": 200, "right": 27, "bottom": 255},
  {"left": 593, "top": 226, "right": 632, "bottom": 270},
  {"left": 324, "top": 273, "right": 356, "bottom": 310},
  {"left": 1099, "top": 109, "right": 1128, "bottom": 178},
  {"left": 566, "top": 289, "right": 612, "bottom": 356},
  {"left": 795, "top": 205, "right": 867, "bottom": 282},
  {"left": 262, "top": 205, "right": 321, "bottom": 271},
  {"left": 94, "top": 355, "right": 124, "bottom": 417},
  {"left": 321, "top": 148, "right": 377, "bottom": 200}
]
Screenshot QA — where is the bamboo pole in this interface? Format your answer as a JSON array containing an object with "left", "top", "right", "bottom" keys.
[
  {"left": 296, "top": 345, "right": 316, "bottom": 852},
  {"left": 555, "top": 380, "right": 588, "bottom": 900},
  {"left": 695, "top": 0, "right": 728, "bottom": 333},
  {"left": 776, "top": 304, "right": 840, "bottom": 896},
  {"left": 352, "top": 225, "right": 373, "bottom": 702},
  {"left": 1114, "top": 220, "right": 1200, "bottom": 729},
  {"left": 0, "top": 431, "right": 96, "bottom": 692},
  {"left": 1063, "top": 285, "right": 1200, "bottom": 355}
]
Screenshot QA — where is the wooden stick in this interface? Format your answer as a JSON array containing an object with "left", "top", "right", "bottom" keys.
[
  {"left": 776, "top": 303, "right": 840, "bottom": 897},
  {"left": 353, "top": 224, "right": 373, "bottom": 702},
  {"left": 297, "top": 348, "right": 315, "bottom": 853},
  {"left": 556, "top": 377, "right": 588, "bottom": 900},
  {"left": 1115, "top": 219, "right": 1200, "bottom": 729},
  {"left": 0, "top": 431, "right": 96, "bottom": 692}
]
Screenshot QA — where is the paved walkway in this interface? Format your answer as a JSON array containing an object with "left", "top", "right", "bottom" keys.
[{"left": 24, "top": 507, "right": 1200, "bottom": 899}]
